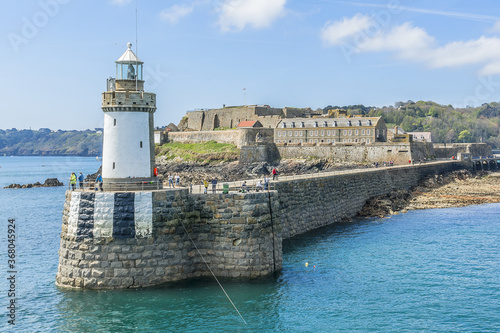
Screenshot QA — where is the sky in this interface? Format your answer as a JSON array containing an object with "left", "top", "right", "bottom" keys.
[{"left": 2, "top": 0, "right": 500, "bottom": 130}]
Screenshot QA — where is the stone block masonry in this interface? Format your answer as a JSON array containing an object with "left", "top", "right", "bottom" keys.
[
  {"left": 56, "top": 190, "right": 281, "bottom": 289},
  {"left": 56, "top": 161, "right": 470, "bottom": 289},
  {"left": 275, "top": 162, "right": 469, "bottom": 239}
]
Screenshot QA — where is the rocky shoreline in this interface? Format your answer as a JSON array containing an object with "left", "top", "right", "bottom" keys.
[
  {"left": 155, "top": 157, "right": 370, "bottom": 184},
  {"left": 358, "top": 170, "right": 500, "bottom": 218},
  {"left": 4, "top": 178, "right": 63, "bottom": 189}
]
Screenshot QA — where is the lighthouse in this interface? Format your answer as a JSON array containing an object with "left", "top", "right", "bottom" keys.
[{"left": 101, "top": 42, "right": 161, "bottom": 190}]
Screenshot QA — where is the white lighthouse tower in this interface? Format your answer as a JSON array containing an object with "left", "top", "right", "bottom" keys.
[{"left": 101, "top": 42, "right": 161, "bottom": 190}]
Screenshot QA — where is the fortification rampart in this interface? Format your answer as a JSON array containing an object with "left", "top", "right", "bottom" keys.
[
  {"left": 433, "top": 143, "right": 491, "bottom": 158},
  {"left": 56, "top": 161, "right": 471, "bottom": 289},
  {"left": 185, "top": 106, "right": 282, "bottom": 131},
  {"left": 167, "top": 130, "right": 241, "bottom": 147},
  {"left": 276, "top": 142, "right": 435, "bottom": 164},
  {"left": 166, "top": 128, "right": 274, "bottom": 148}
]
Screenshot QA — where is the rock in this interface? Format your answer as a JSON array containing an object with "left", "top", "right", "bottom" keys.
[{"left": 4, "top": 177, "right": 64, "bottom": 189}]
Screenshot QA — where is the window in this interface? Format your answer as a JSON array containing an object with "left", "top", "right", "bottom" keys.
[
  {"left": 309, "top": 130, "right": 314, "bottom": 135},
  {"left": 301, "top": 122, "right": 305, "bottom": 128},
  {"left": 343, "top": 130, "right": 347, "bottom": 135},
  {"left": 309, "top": 139, "right": 313, "bottom": 143},
  {"left": 332, "top": 130, "right": 335, "bottom": 135},
  {"left": 315, "top": 139, "right": 318, "bottom": 143},
  {"left": 113, "top": 162, "right": 115, "bottom": 169},
  {"left": 288, "top": 131, "right": 292, "bottom": 136},
  {"left": 299, "top": 132, "right": 303, "bottom": 136},
  {"left": 315, "top": 131, "right": 318, "bottom": 136},
  {"left": 323, "top": 121, "right": 328, "bottom": 127},
  {"left": 347, "top": 121, "right": 352, "bottom": 126},
  {"left": 332, "top": 139, "right": 335, "bottom": 143},
  {"left": 321, "top": 131, "right": 324, "bottom": 136},
  {"left": 295, "top": 131, "right": 298, "bottom": 136},
  {"left": 114, "top": 119, "right": 116, "bottom": 126},
  {"left": 278, "top": 131, "right": 281, "bottom": 137},
  {"left": 367, "top": 138, "right": 370, "bottom": 143},
  {"left": 358, "top": 120, "right": 362, "bottom": 126},
  {"left": 367, "top": 130, "right": 371, "bottom": 135},
  {"left": 140, "top": 141, "right": 143, "bottom": 148},
  {"left": 362, "top": 130, "right": 365, "bottom": 135},
  {"left": 327, "top": 130, "right": 330, "bottom": 136},
  {"left": 291, "top": 122, "right": 295, "bottom": 128},
  {"left": 283, "top": 122, "right": 286, "bottom": 128},
  {"left": 349, "top": 130, "right": 352, "bottom": 135},
  {"left": 355, "top": 130, "right": 358, "bottom": 135},
  {"left": 314, "top": 122, "right": 318, "bottom": 127},
  {"left": 343, "top": 139, "right": 347, "bottom": 142},
  {"left": 333, "top": 121, "right": 337, "bottom": 127}
]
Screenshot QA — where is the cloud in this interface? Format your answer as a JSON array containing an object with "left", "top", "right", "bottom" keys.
[
  {"left": 356, "top": 22, "right": 434, "bottom": 58},
  {"left": 337, "top": 1, "right": 499, "bottom": 22},
  {"left": 321, "top": 14, "right": 373, "bottom": 46},
  {"left": 110, "top": 0, "right": 132, "bottom": 5},
  {"left": 160, "top": 4, "right": 194, "bottom": 24},
  {"left": 490, "top": 20, "right": 500, "bottom": 33},
  {"left": 217, "top": 0, "right": 287, "bottom": 32},
  {"left": 323, "top": 13, "right": 500, "bottom": 76}
]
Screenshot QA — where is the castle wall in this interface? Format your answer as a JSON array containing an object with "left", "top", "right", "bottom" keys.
[
  {"left": 276, "top": 142, "right": 436, "bottom": 164},
  {"left": 433, "top": 143, "right": 492, "bottom": 158},
  {"left": 166, "top": 128, "right": 274, "bottom": 148},
  {"left": 185, "top": 107, "right": 284, "bottom": 131},
  {"left": 167, "top": 130, "right": 241, "bottom": 147}
]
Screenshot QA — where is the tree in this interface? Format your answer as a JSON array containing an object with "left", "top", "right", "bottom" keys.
[{"left": 458, "top": 130, "right": 472, "bottom": 143}]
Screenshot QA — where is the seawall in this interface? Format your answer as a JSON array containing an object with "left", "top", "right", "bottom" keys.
[
  {"left": 56, "top": 190, "right": 281, "bottom": 289},
  {"left": 56, "top": 161, "right": 470, "bottom": 289},
  {"left": 275, "top": 161, "right": 468, "bottom": 239}
]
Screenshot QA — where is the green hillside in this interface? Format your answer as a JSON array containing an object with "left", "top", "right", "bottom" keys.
[
  {"left": 324, "top": 101, "right": 500, "bottom": 147},
  {"left": 0, "top": 128, "right": 102, "bottom": 156}
]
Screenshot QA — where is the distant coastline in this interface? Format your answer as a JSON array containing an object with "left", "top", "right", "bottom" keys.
[{"left": 0, "top": 128, "right": 102, "bottom": 157}]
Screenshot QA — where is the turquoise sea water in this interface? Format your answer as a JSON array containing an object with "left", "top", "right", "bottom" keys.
[{"left": 0, "top": 156, "right": 499, "bottom": 332}]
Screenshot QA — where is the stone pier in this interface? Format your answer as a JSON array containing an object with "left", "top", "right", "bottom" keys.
[{"left": 56, "top": 161, "right": 470, "bottom": 289}]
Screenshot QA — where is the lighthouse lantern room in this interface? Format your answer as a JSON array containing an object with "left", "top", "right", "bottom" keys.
[{"left": 101, "top": 42, "right": 160, "bottom": 190}]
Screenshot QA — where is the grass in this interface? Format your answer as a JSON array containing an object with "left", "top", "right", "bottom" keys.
[{"left": 155, "top": 141, "right": 240, "bottom": 163}]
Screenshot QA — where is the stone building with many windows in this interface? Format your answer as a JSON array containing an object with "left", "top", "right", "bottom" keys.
[{"left": 274, "top": 117, "right": 387, "bottom": 145}]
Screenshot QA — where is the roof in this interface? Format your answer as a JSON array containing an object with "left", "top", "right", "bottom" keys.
[
  {"left": 116, "top": 42, "right": 143, "bottom": 64},
  {"left": 276, "top": 117, "right": 381, "bottom": 129},
  {"left": 237, "top": 120, "right": 262, "bottom": 128}
]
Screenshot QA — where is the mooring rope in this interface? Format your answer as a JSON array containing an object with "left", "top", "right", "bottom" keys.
[{"left": 180, "top": 221, "right": 248, "bottom": 325}]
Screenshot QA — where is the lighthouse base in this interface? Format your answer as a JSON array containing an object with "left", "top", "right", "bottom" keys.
[{"left": 102, "top": 177, "right": 163, "bottom": 191}]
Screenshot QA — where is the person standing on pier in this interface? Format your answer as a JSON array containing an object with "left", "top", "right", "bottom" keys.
[
  {"left": 78, "top": 172, "right": 84, "bottom": 189},
  {"left": 272, "top": 168, "right": 278, "bottom": 180},
  {"left": 70, "top": 172, "right": 77, "bottom": 190},
  {"left": 95, "top": 174, "right": 103, "bottom": 191},
  {"left": 211, "top": 177, "right": 217, "bottom": 193}
]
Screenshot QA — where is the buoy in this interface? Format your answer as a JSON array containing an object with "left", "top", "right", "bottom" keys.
[{"left": 305, "top": 262, "right": 308, "bottom": 267}]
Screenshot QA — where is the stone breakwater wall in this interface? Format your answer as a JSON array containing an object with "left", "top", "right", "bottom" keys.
[
  {"left": 56, "top": 190, "right": 281, "bottom": 289},
  {"left": 275, "top": 162, "right": 469, "bottom": 239},
  {"left": 56, "top": 161, "right": 470, "bottom": 289}
]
